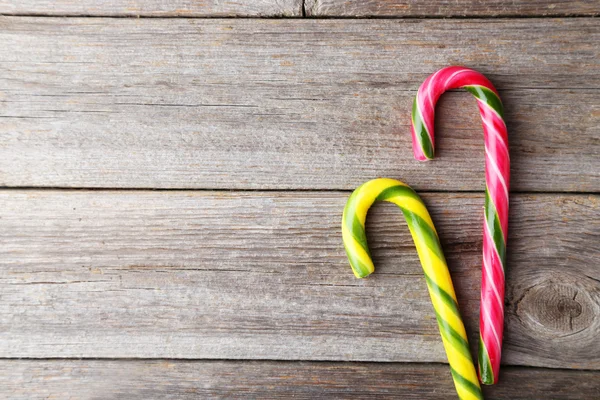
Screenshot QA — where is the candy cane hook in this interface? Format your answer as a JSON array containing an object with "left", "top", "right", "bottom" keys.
[
  {"left": 411, "top": 66, "right": 509, "bottom": 385},
  {"left": 342, "top": 178, "right": 483, "bottom": 400}
]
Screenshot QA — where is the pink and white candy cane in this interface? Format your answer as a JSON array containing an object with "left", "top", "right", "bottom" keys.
[{"left": 410, "top": 66, "right": 509, "bottom": 385}]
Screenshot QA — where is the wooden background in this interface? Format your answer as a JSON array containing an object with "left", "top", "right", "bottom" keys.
[{"left": 1, "top": 1, "right": 599, "bottom": 399}]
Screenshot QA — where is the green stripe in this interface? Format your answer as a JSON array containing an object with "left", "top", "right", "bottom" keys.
[
  {"left": 376, "top": 185, "right": 421, "bottom": 203},
  {"left": 342, "top": 190, "right": 374, "bottom": 278},
  {"left": 344, "top": 248, "right": 373, "bottom": 278},
  {"left": 478, "top": 336, "right": 495, "bottom": 385},
  {"left": 412, "top": 97, "right": 434, "bottom": 159},
  {"left": 465, "top": 85, "right": 504, "bottom": 118},
  {"left": 424, "top": 273, "right": 461, "bottom": 320},
  {"left": 433, "top": 309, "right": 472, "bottom": 362},
  {"left": 450, "top": 366, "right": 484, "bottom": 400},
  {"left": 342, "top": 189, "right": 371, "bottom": 257},
  {"left": 400, "top": 209, "right": 445, "bottom": 264},
  {"left": 377, "top": 185, "right": 446, "bottom": 265},
  {"left": 485, "top": 188, "right": 506, "bottom": 267},
  {"left": 351, "top": 214, "right": 371, "bottom": 257}
]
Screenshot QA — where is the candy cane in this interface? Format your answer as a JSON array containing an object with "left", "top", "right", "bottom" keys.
[
  {"left": 411, "top": 66, "right": 509, "bottom": 385},
  {"left": 342, "top": 178, "right": 483, "bottom": 400}
]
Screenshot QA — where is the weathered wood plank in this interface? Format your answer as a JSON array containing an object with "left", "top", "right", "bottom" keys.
[
  {"left": 1, "top": 0, "right": 596, "bottom": 17},
  {"left": 1, "top": 360, "right": 599, "bottom": 399},
  {"left": 1, "top": 17, "right": 599, "bottom": 191},
  {"left": 1, "top": 190, "right": 598, "bottom": 368},
  {"left": 305, "top": 0, "right": 600, "bottom": 17},
  {"left": 0, "top": 0, "right": 302, "bottom": 17}
]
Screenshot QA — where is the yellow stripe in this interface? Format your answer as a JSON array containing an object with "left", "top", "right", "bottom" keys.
[
  {"left": 341, "top": 215, "right": 353, "bottom": 242},
  {"left": 388, "top": 193, "right": 459, "bottom": 299},
  {"left": 388, "top": 195, "right": 436, "bottom": 231},
  {"left": 341, "top": 209, "right": 374, "bottom": 272},
  {"left": 429, "top": 293, "right": 469, "bottom": 339},
  {"left": 455, "top": 384, "right": 481, "bottom": 400},
  {"left": 354, "top": 179, "right": 407, "bottom": 224},
  {"left": 348, "top": 239, "right": 375, "bottom": 276},
  {"left": 440, "top": 335, "right": 480, "bottom": 389},
  {"left": 411, "top": 238, "right": 458, "bottom": 301}
]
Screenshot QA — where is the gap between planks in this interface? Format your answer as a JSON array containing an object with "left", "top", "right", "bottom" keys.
[
  {"left": 0, "top": 187, "right": 599, "bottom": 195},
  {"left": 0, "top": 14, "right": 598, "bottom": 19},
  {"left": 1, "top": 0, "right": 598, "bottom": 19}
]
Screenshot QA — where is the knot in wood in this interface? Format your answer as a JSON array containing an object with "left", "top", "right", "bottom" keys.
[
  {"left": 557, "top": 297, "right": 582, "bottom": 319},
  {"left": 516, "top": 281, "right": 593, "bottom": 336}
]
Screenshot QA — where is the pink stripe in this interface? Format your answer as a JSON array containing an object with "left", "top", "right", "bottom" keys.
[
  {"left": 481, "top": 300, "right": 502, "bottom": 351},
  {"left": 415, "top": 91, "right": 435, "bottom": 148},
  {"left": 417, "top": 88, "right": 436, "bottom": 142},
  {"left": 481, "top": 112, "right": 509, "bottom": 159},
  {"left": 481, "top": 103, "right": 510, "bottom": 239},
  {"left": 481, "top": 231, "right": 505, "bottom": 302},
  {"left": 483, "top": 221, "right": 504, "bottom": 274},
  {"left": 480, "top": 272, "right": 504, "bottom": 373},
  {"left": 482, "top": 255, "right": 504, "bottom": 308},
  {"left": 482, "top": 224, "right": 505, "bottom": 382},
  {"left": 410, "top": 66, "right": 509, "bottom": 384},
  {"left": 486, "top": 172, "right": 509, "bottom": 241}
]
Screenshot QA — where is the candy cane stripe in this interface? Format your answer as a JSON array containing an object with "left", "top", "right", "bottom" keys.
[
  {"left": 465, "top": 86, "right": 504, "bottom": 117},
  {"left": 481, "top": 111, "right": 509, "bottom": 157},
  {"left": 483, "top": 255, "right": 504, "bottom": 306},
  {"left": 444, "top": 68, "right": 470, "bottom": 87},
  {"left": 412, "top": 96, "right": 434, "bottom": 159},
  {"left": 410, "top": 67, "right": 509, "bottom": 385},
  {"left": 478, "top": 336, "right": 494, "bottom": 384},
  {"left": 482, "top": 302, "right": 502, "bottom": 351},
  {"left": 485, "top": 188, "right": 506, "bottom": 270},
  {"left": 427, "top": 68, "right": 443, "bottom": 110},
  {"left": 450, "top": 366, "right": 485, "bottom": 400},
  {"left": 485, "top": 146, "right": 510, "bottom": 203},
  {"left": 342, "top": 178, "right": 483, "bottom": 400}
]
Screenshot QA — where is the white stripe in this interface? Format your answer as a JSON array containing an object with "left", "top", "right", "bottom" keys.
[
  {"left": 481, "top": 113, "right": 510, "bottom": 162},
  {"left": 427, "top": 69, "right": 442, "bottom": 111},
  {"left": 483, "top": 254, "right": 505, "bottom": 305},
  {"left": 444, "top": 68, "right": 470, "bottom": 87},
  {"left": 418, "top": 69, "right": 444, "bottom": 152},
  {"left": 482, "top": 300, "right": 502, "bottom": 352},
  {"left": 476, "top": 93, "right": 512, "bottom": 170},
  {"left": 483, "top": 208, "right": 506, "bottom": 272},
  {"left": 476, "top": 96, "right": 504, "bottom": 121},
  {"left": 479, "top": 98, "right": 507, "bottom": 131},
  {"left": 485, "top": 145, "right": 509, "bottom": 203}
]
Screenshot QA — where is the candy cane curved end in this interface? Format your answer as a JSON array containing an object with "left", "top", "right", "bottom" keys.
[
  {"left": 342, "top": 178, "right": 483, "bottom": 400},
  {"left": 411, "top": 66, "right": 509, "bottom": 385}
]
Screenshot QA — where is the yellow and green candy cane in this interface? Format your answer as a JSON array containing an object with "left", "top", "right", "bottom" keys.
[{"left": 342, "top": 178, "right": 483, "bottom": 400}]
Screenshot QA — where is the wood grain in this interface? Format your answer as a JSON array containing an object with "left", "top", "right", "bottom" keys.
[
  {"left": 1, "top": 17, "right": 599, "bottom": 191},
  {"left": 1, "top": 0, "right": 596, "bottom": 18},
  {"left": 0, "top": 0, "right": 302, "bottom": 17},
  {"left": 1, "top": 190, "right": 598, "bottom": 368},
  {"left": 1, "top": 360, "right": 599, "bottom": 399},
  {"left": 305, "top": 0, "right": 600, "bottom": 17}
]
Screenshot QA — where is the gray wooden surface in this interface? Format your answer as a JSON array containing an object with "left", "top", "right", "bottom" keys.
[
  {"left": 1, "top": 360, "right": 599, "bottom": 399},
  {"left": 1, "top": 191, "right": 599, "bottom": 369},
  {"left": 1, "top": 0, "right": 597, "bottom": 17},
  {"left": 0, "top": 0, "right": 303, "bottom": 17},
  {"left": 305, "top": 0, "right": 600, "bottom": 17},
  {"left": 1, "top": 2, "right": 599, "bottom": 399},
  {"left": 1, "top": 18, "right": 598, "bottom": 191}
]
